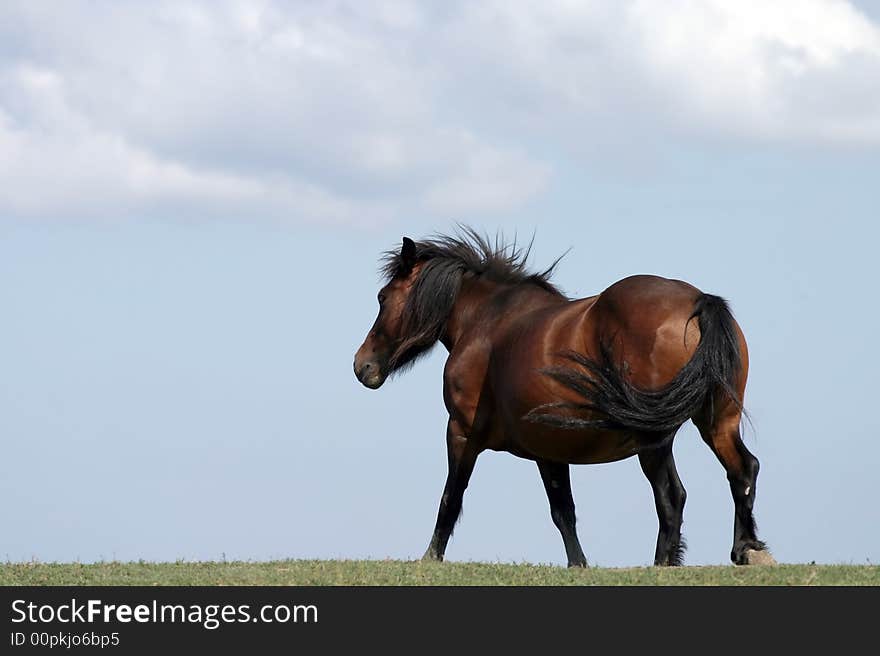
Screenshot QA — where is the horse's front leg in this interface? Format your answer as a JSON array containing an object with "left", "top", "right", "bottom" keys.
[
  {"left": 422, "top": 420, "right": 479, "bottom": 562},
  {"left": 536, "top": 460, "right": 588, "bottom": 567},
  {"left": 638, "top": 441, "right": 687, "bottom": 566}
]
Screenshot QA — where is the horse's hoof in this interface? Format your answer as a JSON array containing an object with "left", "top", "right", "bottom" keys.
[{"left": 744, "top": 549, "right": 777, "bottom": 566}]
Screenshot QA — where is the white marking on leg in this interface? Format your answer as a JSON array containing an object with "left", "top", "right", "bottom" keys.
[{"left": 744, "top": 486, "right": 751, "bottom": 496}]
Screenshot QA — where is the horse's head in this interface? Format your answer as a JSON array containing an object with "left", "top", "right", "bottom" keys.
[{"left": 354, "top": 237, "right": 421, "bottom": 389}]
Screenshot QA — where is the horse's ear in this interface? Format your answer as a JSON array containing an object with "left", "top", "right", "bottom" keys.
[{"left": 401, "top": 237, "right": 417, "bottom": 271}]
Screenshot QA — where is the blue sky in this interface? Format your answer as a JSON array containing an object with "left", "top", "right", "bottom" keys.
[{"left": 1, "top": 1, "right": 879, "bottom": 567}]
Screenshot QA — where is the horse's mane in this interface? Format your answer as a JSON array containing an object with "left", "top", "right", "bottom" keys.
[{"left": 380, "top": 227, "right": 566, "bottom": 372}]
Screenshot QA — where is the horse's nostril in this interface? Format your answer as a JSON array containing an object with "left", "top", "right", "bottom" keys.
[
  {"left": 355, "top": 361, "right": 384, "bottom": 389},
  {"left": 356, "top": 362, "right": 375, "bottom": 381}
]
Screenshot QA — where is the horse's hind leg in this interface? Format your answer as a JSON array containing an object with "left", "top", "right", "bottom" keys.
[
  {"left": 537, "top": 460, "right": 587, "bottom": 567},
  {"left": 694, "top": 406, "right": 774, "bottom": 565},
  {"left": 638, "top": 440, "right": 687, "bottom": 566}
]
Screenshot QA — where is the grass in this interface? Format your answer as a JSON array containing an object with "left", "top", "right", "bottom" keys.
[{"left": 1, "top": 559, "right": 878, "bottom": 586}]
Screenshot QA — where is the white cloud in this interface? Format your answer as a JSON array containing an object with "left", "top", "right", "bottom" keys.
[
  {"left": 0, "top": 62, "right": 375, "bottom": 224},
  {"left": 422, "top": 134, "right": 550, "bottom": 214},
  {"left": 0, "top": 1, "right": 550, "bottom": 224},
  {"left": 627, "top": 0, "right": 880, "bottom": 142},
  {"left": 444, "top": 0, "right": 880, "bottom": 144},
  {"left": 1, "top": 0, "right": 878, "bottom": 224}
]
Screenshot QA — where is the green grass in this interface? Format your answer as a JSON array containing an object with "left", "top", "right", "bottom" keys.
[{"left": 1, "top": 560, "right": 878, "bottom": 586}]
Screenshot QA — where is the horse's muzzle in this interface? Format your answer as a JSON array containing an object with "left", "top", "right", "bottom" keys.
[{"left": 354, "top": 360, "right": 385, "bottom": 389}]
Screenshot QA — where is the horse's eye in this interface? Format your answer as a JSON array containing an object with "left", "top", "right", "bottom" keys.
[{"left": 378, "top": 293, "right": 387, "bottom": 305}]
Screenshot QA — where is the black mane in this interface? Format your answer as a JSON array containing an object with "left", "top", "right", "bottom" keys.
[{"left": 380, "top": 227, "right": 566, "bottom": 372}]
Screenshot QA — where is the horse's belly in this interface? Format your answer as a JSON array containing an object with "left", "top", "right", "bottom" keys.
[
  {"left": 502, "top": 425, "right": 644, "bottom": 464},
  {"left": 490, "top": 364, "right": 648, "bottom": 464}
]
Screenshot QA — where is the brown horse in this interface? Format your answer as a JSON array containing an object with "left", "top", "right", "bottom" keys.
[{"left": 354, "top": 229, "right": 773, "bottom": 567}]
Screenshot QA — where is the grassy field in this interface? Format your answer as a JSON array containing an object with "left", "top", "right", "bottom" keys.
[{"left": 2, "top": 560, "right": 878, "bottom": 586}]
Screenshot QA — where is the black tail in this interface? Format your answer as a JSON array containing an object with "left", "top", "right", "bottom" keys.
[{"left": 526, "top": 294, "right": 744, "bottom": 434}]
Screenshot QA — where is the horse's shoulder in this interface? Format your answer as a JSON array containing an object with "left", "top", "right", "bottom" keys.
[{"left": 443, "top": 332, "right": 491, "bottom": 387}]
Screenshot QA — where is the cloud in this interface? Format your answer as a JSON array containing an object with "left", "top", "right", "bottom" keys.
[
  {"left": 0, "top": 1, "right": 551, "bottom": 224},
  {"left": 0, "top": 62, "right": 384, "bottom": 225},
  {"left": 628, "top": 0, "right": 880, "bottom": 142},
  {"left": 1, "top": 1, "right": 878, "bottom": 224},
  {"left": 443, "top": 0, "right": 880, "bottom": 144}
]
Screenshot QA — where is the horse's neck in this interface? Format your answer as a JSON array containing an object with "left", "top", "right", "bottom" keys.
[
  {"left": 439, "top": 277, "right": 497, "bottom": 350},
  {"left": 441, "top": 278, "right": 553, "bottom": 350}
]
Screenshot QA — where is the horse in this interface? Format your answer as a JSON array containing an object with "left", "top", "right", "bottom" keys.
[{"left": 353, "top": 229, "right": 774, "bottom": 567}]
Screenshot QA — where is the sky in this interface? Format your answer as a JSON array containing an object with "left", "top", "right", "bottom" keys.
[{"left": 1, "top": 0, "right": 879, "bottom": 568}]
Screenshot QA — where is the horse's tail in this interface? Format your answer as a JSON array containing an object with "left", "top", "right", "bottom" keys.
[{"left": 526, "top": 294, "right": 744, "bottom": 434}]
